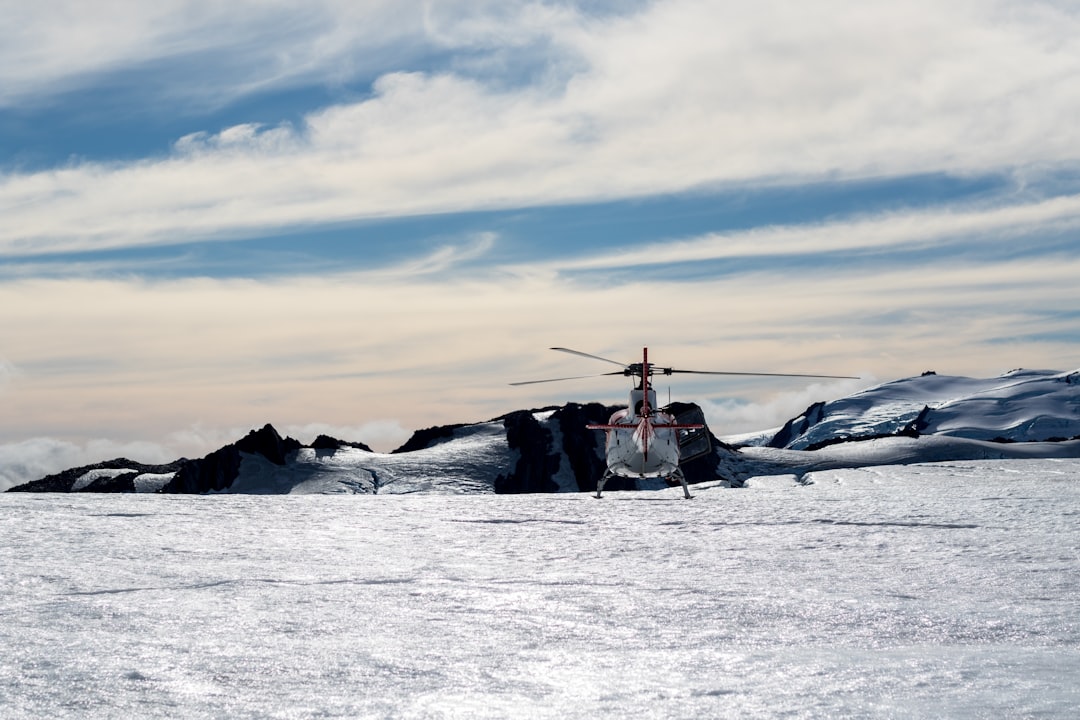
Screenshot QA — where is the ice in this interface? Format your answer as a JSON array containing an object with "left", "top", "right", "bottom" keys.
[
  {"left": 132, "top": 473, "right": 175, "bottom": 493},
  {"left": 70, "top": 468, "right": 133, "bottom": 491},
  {"left": 2, "top": 459, "right": 1079, "bottom": 718},
  {"left": 774, "top": 369, "right": 1080, "bottom": 450}
]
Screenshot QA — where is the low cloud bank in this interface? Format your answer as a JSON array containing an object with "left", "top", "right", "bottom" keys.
[
  {"left": 0, "top": 419, "right": 413, "bottom": 491},
  {"left": 0, "top": 437, "right": 178, "bottom": 492},
  {"left": 700, "top": 377, "right": 873, "bottom": 439}
]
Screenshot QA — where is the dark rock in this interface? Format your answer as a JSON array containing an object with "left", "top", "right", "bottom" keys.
[
  {"left": 158, "top": 424, "right": 301, "bottom": 494},
  {"left": 7, "top": 458, "right": 185, "bottom": 493},
  {"left": 235, "top": 424, "right": 301, "bottom": 465},
  {"left": 905, "top": 405, "right": 932, "bottom": 435},
  {"left": 768, "top": 401, "right": 826, "bottom": 448},
  {"left": 160, "top": 445, "right": 241, "bottom": 494},
  {"left": 80, "top": 472, "right": 139, "bottom": 493},
  {"left": 7, "top": 403, "right": 735, "bottom": 495},
  {"left": 552, "top": 402, "right": 618, "bottom": 493},
  {"left": 392, "top": 423, "right": 469, "bottom": 454},
  {"left": 494, "top": 410, "right": 561, "bottom": 494},
  {"left": 311, "top": 435, "right": 373, "bottom": 452}
]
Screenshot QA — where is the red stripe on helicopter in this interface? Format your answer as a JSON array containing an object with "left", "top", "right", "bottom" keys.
[{"left": 585, "top": 424, "right": 704, "bottom": 430}]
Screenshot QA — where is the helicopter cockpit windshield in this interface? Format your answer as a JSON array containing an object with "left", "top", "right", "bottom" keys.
[{"left": 630, "top": 388, "right": 657, "bottom": 418}]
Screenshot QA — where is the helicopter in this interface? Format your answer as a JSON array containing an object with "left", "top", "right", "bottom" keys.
[{"left": 511, "top": 347, "right": 858, "bottom": 499}]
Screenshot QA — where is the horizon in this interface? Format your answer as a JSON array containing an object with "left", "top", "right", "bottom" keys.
[{"left": 3, "top": 1, "right": 1080, "bottom": 486}]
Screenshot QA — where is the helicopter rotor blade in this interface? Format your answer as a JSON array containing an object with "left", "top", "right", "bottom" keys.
[
  {"left": 509, "top": 371, "right": 626, "bottom": 386},
  {"left": 664, "top": 369, "right": 860, "bottom": 380},
  {"left": 549, "top": 347, "right": 629, "bottom": 368}
]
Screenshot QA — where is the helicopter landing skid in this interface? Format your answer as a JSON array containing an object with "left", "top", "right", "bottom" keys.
[
  {"left": 673, "top": 467, "right": 692, "bottom": 500},
  {"left": 594, "top": 470, "right": 614, "bottom": 499},
  {"left": 593, "top": 468, "right": 693, "bottom": 499}
]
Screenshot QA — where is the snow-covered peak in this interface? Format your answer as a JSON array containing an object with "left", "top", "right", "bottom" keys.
[
  {"left": 9, "top": 369, "right": 1080, "bottom": 495},
  {"left": 765, "top": 368, "right": 1080, "bottom": 450}
]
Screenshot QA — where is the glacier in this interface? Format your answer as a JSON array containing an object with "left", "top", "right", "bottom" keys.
[{"left": 2, "top": 459, "right": 1079, "bottom": 718}]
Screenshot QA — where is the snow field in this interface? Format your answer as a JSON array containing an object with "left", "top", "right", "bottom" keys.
[{"left": 2, "top": 459, "right": 1079, "bottom": 718}]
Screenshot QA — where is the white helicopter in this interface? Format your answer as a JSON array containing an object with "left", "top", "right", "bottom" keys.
[{"left": 512, "top": 347, "right": 858, "bottom": 499}]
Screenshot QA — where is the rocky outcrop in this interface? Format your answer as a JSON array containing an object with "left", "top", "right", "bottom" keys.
[
  {"left": 392, "top": 423, "right": 470, "bottom": 453},
  {"left": 311, "top": 434, "right": 372, "bottom": 452},
  {"left": 8, "top": 403, "right": 732, "bottom": 494},
  {"left": 494, "top": 410, "right": 562, "bottom": 494},
  {"left": 158, "top": 424, "right": 301, "bottom": 494},
  {"left": 8, "top": 424, "right": 314, "bottom": 494},
  {"left": 768, "top": 401, "right": 826, "bottom": 448},
  {"left": 6, "top": 458, "right": 185, "bottom": 493},
  {"left": 553, "top": 402, "right": 621, "bottom": 493},
  {"left": 234, "top": 423, "right": 302, "bottom": 465}
]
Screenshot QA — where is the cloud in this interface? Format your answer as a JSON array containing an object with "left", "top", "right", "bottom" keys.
[
  {"left": 0, "top": 436, "right": 180, "bottom": 492},
  {"left": 4, "top": 1, "right": 1080, "bottom": 466},
  {"left": 520, "top": 191, "right": 1080, "bottom": 275},
  {"left": 282, "top": 421, "right": 411, "bottom": 453},
  {"left": 2, "top": 233, "right": 1078, "bottom": 461},
  {"left": 0, "top": 1, "right": 441, "bottom": 109},
  {"left": 5, "top": 1, "right": 1080, "bottom": 257},
  {"left": 699, "top": 377, "right": 874, "bottom": 439},
  {"left": 0, "top": 356, "right": 14, "bottom": 389},
  {"left": 0, "top": 417, "right": 413, "bottom": 492},
  {"left": 387, "top": 232, "right": 498, "bottom": 278}
]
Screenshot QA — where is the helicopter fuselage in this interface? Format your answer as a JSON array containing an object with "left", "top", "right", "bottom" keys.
[
  {"left": 511, "top": 345, "right": 858, "bottom": 499},
  {"left": 595, "top": 389, "right": 682, "bottom": 478}
]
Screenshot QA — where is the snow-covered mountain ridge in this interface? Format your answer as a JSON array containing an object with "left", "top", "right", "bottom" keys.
[
  {"left": 763, "top": 368, "right": 1080, "bottom": 450},
  {"left": 8, "top": 368, "right": 1080, "bottom": 494}
]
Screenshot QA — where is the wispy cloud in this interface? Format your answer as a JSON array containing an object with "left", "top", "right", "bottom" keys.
[
  {"left": 384, "top": 232, "right": 498, "bottom": 278},
  {"left": 5, "top": 1, "right": 1080, "bottom": 257},
  {"left": 526, "top": 190, "right": 1080, "bottom": 274},
  {"left": 0, "top": 355, "right": 15, "bottom": 391},
  {"left": 3, "top": 1, "right": 1080, "bottom": 481},
  {"left": 2, "top": 238, "right": 1077, "bottom": 455},
  {"left": 700, "top": 376, "right": 872, "bottom": 438},
  {"left": 0, "top": 1, "right": 436, "bottom": 109}
]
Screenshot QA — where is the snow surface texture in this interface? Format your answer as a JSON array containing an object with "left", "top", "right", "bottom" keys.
[{"left": 3, "top": 459, "right": 1079, "bottom": 719}]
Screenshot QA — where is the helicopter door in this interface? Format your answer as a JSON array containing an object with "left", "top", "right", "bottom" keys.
[{"left": 670, "top": 405, "right": 711, "bottom": 462}]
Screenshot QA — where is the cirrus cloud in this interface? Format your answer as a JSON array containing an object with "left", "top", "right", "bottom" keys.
[{"left": 4, "top": 1, "right": 1080, "bottom": 258}]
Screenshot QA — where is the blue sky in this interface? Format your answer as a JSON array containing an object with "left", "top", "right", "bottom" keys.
[{"left": 3, "top": 0, "right": 1080, "bottom": 487}]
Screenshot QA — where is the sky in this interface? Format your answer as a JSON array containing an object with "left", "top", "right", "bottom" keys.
[{"left": 3, "top": 0, "right": 1080, "bottom": 488}]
